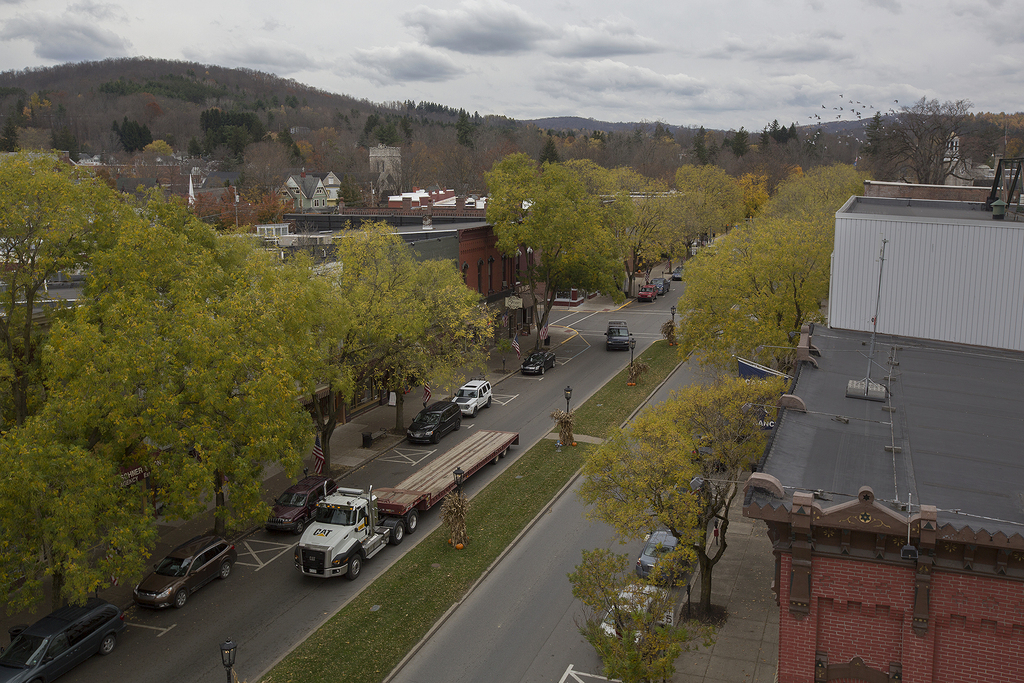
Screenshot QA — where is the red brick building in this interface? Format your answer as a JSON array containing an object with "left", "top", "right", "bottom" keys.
[{"left": 744, "top": 194, "right": 1024, "bottom": 683}]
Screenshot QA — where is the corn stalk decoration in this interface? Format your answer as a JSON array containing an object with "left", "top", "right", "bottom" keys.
[
  {"left": 660, "top": 320, "right": 676, "bottom": 345},
  {"left": 628, "top": 359, "right": 650, "bottom": 385},
  {"left": 441, "top": 490, "right": 470, "bottom": 547},
  {"left": 550, "top": 408, "right": 575, "bottom": 447}
]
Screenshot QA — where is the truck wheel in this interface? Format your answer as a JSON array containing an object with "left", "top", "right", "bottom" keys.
[
  {"left": 405, "top": 509, "right": 419, "bottom": 534},
  {"left": 389, "top": 521, "right": 405, "bottom": 545},
  {"left": 346, "top": 554, "right": 363, "bottom": 580},
  {"left": 486, "top": 396, "right": 492, "bottom": 408},
  {"left": 454, "top": 418, "right": 462, "bottom": 431},
  {"left": 471, "top": 406, "right": 477, "bottom": 417}
]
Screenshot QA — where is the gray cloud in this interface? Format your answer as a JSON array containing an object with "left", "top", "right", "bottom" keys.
[
  {"left": 352, "top": 44, "right": 470, "bottom": 84},
  {"left": 552, "top": 19, "right": 662, "bottom": 58},
  {"left": 184, "top": 41, "right": 312, "bottom": 75},
  {"left": 539, "top": 59, "right": 705, "bottom": 100},
  {"left": 863, "top": 0, "right": 902, "bottom": 13},
  {"left": 0, "top": 11, "right": 130, "bottom": 61},
  {"left": 404, "top": 0, "right": 557, "bottom": 55},
  {"left": 706, "top": 31, "right": 854, "bottom": 64}
]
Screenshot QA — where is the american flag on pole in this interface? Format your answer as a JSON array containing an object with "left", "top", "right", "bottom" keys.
[
  {"left": 312, "top": 434, "right": 325, "bottom": 474},
  {"left": 512, "top": 333, "right": 521, "bottom": 359},
  {"left": 540, "top": 324, "right": 549, "bottom": 340},
  {"left": 501, "top": 312, "right": 509, "bottom": 327},
  {"left": 423, "top": 382, "right": 432, "bottom": 404}
]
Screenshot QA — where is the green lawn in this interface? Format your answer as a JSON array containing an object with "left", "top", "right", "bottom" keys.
[{"left": 261, "top": 340, "right": 682, "bottom": 683}]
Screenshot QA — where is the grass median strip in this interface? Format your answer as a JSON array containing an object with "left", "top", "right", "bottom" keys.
[{"left": 261, "top": 340, "right": 681, "bottom": 683}]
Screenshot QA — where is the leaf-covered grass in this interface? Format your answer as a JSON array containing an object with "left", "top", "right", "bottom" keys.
[
  {"left": 261, "top": 340, "right": 681, "bottom": 683},
  {"left": 572, "top": 341, "right": 682, "bottom": 439}
]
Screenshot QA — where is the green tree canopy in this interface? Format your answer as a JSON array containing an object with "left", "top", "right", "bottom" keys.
[
  {"left": 0, "top": 152, "right": 119, "bottom": 427},
  {"left": 46, "top": 194, "right": 326, "bottom": 538},
  {"left": 578, "top": 376, "right": 787, "bottom": 612},
  {"left": 678, "top": 164, "right": 864, "bottom": 371},
  {"left": 486, "top": 154, "right": 621, "bottom": 348},
  {"left": 327, "top": 223, "right": 492, "bottom": 437}
]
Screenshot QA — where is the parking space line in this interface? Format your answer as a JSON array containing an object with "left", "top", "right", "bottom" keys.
[
  {"left": 558, "top": 664, "right": 614, "bottom": 682},
  {"left": 380, "top": 447, "right": 436, "bottom": 465},
  {"left": 127, "top": 622, "right": 177, "bottom": 637},
  {"left": 235, "top": 539, "right": 294, "bottom": 571}
]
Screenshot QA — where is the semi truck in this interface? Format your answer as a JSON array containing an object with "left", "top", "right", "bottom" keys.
[{"left": 294, "top": 429, "right": 520, "bottom": 579}]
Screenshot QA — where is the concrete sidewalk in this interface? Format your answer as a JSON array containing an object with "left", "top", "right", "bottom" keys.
[{"left": 673, "top": 480, "right": 779, "bottom": 683}]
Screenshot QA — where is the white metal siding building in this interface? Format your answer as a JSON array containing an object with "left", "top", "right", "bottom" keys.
[{"left": 829, "top": 196, "right": 1024, "bottom": 351}]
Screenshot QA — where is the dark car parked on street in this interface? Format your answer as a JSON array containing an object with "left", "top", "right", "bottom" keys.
[
  {"left": 0, "top": 598, "right": 125, "bottom": 683},
  {"left": 406, "top": 401, "right": 461, "bottom": 444},
  {"left": 650, "top": 277, "right": 670, "bottom": 295},
  {"left": 520, "top": 350, "right": 556, "bottom": 375},
  {"left": 133, "top": 535, "right": 237, "bottom": 609},
  {"left": 266, "top": 475, "right": 338, "bottom": 533},
  {"left": 671, "top": 266, "right": 683, "bottom": 281}
]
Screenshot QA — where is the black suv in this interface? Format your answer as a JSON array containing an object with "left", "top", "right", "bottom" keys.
[
  {"left": 605, "top": 320, "right": 630, "bottom": 351},
  {"left": 0, "top": 598, "right": 125, "bottom": 682},
  {"left": 407, "top": 401, "right": 461, "bottom": 444}
]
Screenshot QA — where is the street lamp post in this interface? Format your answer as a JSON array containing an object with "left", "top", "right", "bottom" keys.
[
  {"left": 453, "top": 466, "right": 465, "bottom": 494},
  {"left": 670, "top": 305, "right": 676, "bottom": 327},
  {"left": 220, "top": 640, "right": 237, "bottom": 683},
  {"left": 564, "top": 385, "right": 572, "bottom": 414},
  {"left": 629, "top": 335, "right": 636, "bottom": 368}
]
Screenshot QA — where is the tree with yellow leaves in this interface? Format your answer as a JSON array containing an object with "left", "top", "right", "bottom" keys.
[{"left": 578, "top": 376, "right": 787, "bottom": 613}]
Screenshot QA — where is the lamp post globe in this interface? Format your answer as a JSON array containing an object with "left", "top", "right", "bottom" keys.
[
  {"left": 564, "top": 385, "right": 572, "bottom": 413},
  {"left": 453, "top": 466, "right": 465, "bottom": 493},
  {"left": 220, "top": 640, "right": 237, "bottom": 683}
]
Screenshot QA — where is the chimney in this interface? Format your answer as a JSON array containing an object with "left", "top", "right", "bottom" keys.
[
  {"left": 456, "top": 196, "right": 465, "bottom": 210},
  {"left": 402, "top": 196, "right": 412, "bottom": 209}
]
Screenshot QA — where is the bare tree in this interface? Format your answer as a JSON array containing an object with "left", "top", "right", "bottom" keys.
[{"left": 869, "top": 98, "right": 973, "bottom": 184}]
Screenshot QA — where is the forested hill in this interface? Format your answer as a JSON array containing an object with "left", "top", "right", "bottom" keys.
[{"left": 0, "top": 57, "right": 501, "bottom": 156}]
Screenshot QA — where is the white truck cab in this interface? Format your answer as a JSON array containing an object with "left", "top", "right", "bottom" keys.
[{"left": 294, "top": 487, "right": 400, "bottom": 579}]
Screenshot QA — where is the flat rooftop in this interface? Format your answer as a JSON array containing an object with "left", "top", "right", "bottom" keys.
[
  {"left": 839, "top": 195, "right": 1022, "bottom": 224},
  {"left": 757, "top": 326, "right": 1024, "bottom": 539}
]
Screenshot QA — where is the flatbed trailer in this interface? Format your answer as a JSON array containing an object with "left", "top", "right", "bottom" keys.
[
  {"left": 295, "top": 429, "right": 519, "bottom": 579},
  {"left": 376, "top": 429, "right": 519, "bottom": 518}
]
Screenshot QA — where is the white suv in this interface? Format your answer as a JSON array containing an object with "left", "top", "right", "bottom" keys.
[{"left": 453, "top": 380, "right": 493, "bottom": 417}]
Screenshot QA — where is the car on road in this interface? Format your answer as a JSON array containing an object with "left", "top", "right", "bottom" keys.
[
  {"left": 635, "top": 530, "right": 688, "bottom": 585},
  {"left": 605, "top": 320, "right": 630, "bottom": 351},
  {"left": 453, "top": 379, "right": 493, "bottom": 416},
  {"left": 0, "top": 598, "right": 124, "bottom": 683},
  {"left": 406, "top": 401, "right": 461, "bottom": 444},
  {"left": 671, "top": 266, "right": 683, "bottom": 280},
  {"left": 599, "top": 584, "right": 674, "bottom": 641},
  {"left": 520, "top": 351, "right": 556, "bottom": 375},
  {"left": 650, "top": 277, "right": 670, "bottom": 295},
  {"left": 133, "top": 535, "right": 237, "bottom": 609},
  {"left": 266, "top": 475, "right": 338, "bottom": 533},
  {"left": 637, "top": 285, "right": 657, "bottom": 302}
]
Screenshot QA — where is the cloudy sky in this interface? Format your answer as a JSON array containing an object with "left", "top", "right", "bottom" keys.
[{"left": 0, "top": 0, "right": 1021, "bottom": 130}]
